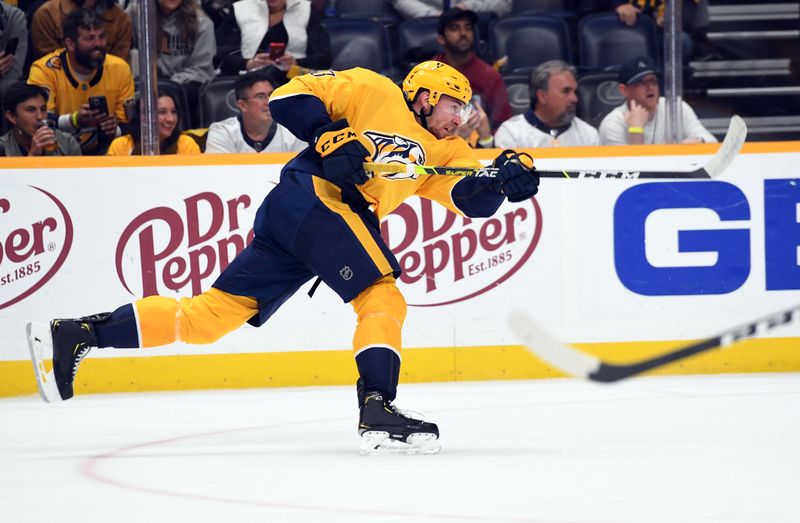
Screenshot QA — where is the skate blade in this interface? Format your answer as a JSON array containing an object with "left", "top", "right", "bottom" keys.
[
  {"left": 358, "top": 431, "right": 441, "bottom": 456},
  {"left": 26, "top": 322, "right": 60, "bottom": 403}
]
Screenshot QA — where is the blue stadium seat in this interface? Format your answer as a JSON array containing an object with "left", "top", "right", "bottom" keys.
[
  {"left": 502, "top": 73, "right": 532, "bottom": 116},
  {"left": 577, "top": 12, "right": 659, "bottom": 71},
  {"left": 489, "top": 15, "right": 572, "bottom": 73},
  {"left": 198, "top": 76, "right": 238, "bottom": 128},
  {"left": 336, "top": 0, "right": 401, "bottom": 24},
  {"left": 512, "top": 0, "right": 574, "bottom": 11},
  {"left": 322, "top": 18, "right": 394, "bottom": 76},
  {"left": 576, "top": 71, "right": 624, "bottom": 128},
  {"left": 396, "top": 17, "right": 442, "bottom": 71}
]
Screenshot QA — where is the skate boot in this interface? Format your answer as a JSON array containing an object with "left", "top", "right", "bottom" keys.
[
  {"left": 358, "top": 390, "right": 440, "bottom": 455},
  {"left": 27, "top": 314, "right": 107, "bottom": 402}
]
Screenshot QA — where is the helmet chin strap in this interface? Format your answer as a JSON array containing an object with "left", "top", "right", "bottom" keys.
[{"left": 407, "top": 98, "right": 434, "bottom": 130}]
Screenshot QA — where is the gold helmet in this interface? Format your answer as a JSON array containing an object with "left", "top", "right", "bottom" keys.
[{"left": 402, "top": 61, "right": 472, "bottom": 107}]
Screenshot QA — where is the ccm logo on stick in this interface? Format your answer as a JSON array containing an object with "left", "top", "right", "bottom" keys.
[{"left": 614, "top": 180, "right": 800, "bottom": 296}]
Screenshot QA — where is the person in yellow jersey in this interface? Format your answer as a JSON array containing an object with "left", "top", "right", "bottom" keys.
[
  {"left": 28, "top": 61, "right": 538, "bottom": 455},
  {"left": 28, "top": 8, "right": 134, "bottom": 155},
  {"left": 107, "top": 91, "right": 200, "bottom": 155}
]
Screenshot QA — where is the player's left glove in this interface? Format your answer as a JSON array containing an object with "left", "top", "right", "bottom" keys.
[
  {"left": 314, "top": 119, "right": 370, "bottom": 186},
  {"left": 492, "top": 149, "right": 539, "bottom": 202}
]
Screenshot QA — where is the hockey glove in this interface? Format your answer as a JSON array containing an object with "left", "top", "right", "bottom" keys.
[
  {"left": 314, "top": 119, "right": 370, "bottom": 186},
  {"left": 492, "top": 149, "right": 539, "bottom": 202}
]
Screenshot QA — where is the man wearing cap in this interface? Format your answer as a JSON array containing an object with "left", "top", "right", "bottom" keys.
[
  {"left": 432, "top": 7, "right": 512, "bottom": 141},
  {"left": 599, "top": 55, "right": 716, "bottom": 145},
  {"left": 495, "top": 60, "right": 599, "bottom": 148}
]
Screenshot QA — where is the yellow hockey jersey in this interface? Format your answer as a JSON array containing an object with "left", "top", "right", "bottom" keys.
[
  {"left": 269, "top": 68, "right": 490, "bottom": 220},
  {"left": 106, "top": 134, "right": 202, "bottom": 155},
  {"left": 28, "top": 49, "right": 134, "bottom": 153}
]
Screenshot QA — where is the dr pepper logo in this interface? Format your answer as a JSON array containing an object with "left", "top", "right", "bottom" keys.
[
  {"left": 115, "top": 191, "right": 255, "bottom": 297},
  {"left": 382, "top": 196, "right": 542, "bottom": 306},
  {"left": 0, "top": 187, "right": 73, "bottom": 309}
]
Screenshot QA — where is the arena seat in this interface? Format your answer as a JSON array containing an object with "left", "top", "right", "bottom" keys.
[
  {"left": 489, "top": 15, "right": 572, "bottom": 73},
  {"left": 198, "top": 76, "right": 238, "bottom": 128},
  {"left": 322, "top": 18, "right": 394, "bottom": 76},
  {"left": 577, "top": 12, "right": 659, "bottom": 71},
  {"left": 576, "top": 71, "right": 624, "bottom": 127}
]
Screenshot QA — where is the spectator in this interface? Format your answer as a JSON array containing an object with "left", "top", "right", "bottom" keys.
[
  {"left": 0, "top": 1, "right": 28, "bottom": 102},
  {"left": 107, "top": 90, "right": 200, "bottom": 154},
  {"left": 390, "top": 0, "right": 511, "bottom": 18},
  {"left": 128, "top": 0, "right": 216, "bottom": 123},
  {"left": 495, "top": 60, "right": 599, "bottom": 148},
  {"left": 215, "top": 0, "right": 330, "bottom": 77},
  {"left": 432, "top": 8, "right": 511, "bottom": 131},
  {"left": 599, "top": 55, "right": 716, "bottom": 145},
  {"left": 30, "top": 0, "right": 132, "bottom": 61},
  {"left": 28, "top": 8, "right": 134, "bottom": 155},
  {"left": 613, "top": 0, "right": 709, "bottom": 60},
  {"left": 205, "top": 68, "right": 305, "bottom": 153},
  {"left": 0, "top": 81, "right": 82, "bottom": 155},
  {"left": 454, "top": 98, "right": 492, "bottom": 148}
]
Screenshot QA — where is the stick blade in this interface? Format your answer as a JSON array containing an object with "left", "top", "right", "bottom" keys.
[
  {"left": 509, "top": 311, "right": 601, "bottom": 379},
  {"left": 704, "top": 114, "right": 747, "bottom": 179}
]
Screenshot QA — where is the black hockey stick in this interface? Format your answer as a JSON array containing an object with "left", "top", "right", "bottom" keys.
[
  {"left": 509, "top": 302, "right": 800, "bottom": 383},
  {"left": 365, "top": 115, "right": 746, "bottom": 180}
]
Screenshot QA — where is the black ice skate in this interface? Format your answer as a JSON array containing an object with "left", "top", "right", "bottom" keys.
[
  {"left": 358, "top": 391, "right": 440, "bottom": 455},
  {"left": 27, "top": 315, "right": 104, "bottom": 402}
]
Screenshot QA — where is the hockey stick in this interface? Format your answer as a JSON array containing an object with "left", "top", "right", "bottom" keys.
[
  {"left": 509, "top": 302, "right": 800, "bottom": 383},
  {"left": 365, "top": 115, "right": 746, "bottom": 180}
]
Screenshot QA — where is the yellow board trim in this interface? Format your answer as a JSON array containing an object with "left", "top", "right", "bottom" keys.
[
  {"left": 1, "top": 141, "right": 798, "bottom": 169},
  {"left": 3, "top": 337, "right": 800, "bottom": 397}
]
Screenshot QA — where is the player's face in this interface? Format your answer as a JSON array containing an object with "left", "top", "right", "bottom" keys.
[
  {"left": 157, "top": 95, "right": 178, "bottom": 141},
  {"left": 624, "top": 74, "right": 660, "bottom": 112},
  {"left": 427, "top": 95, "right": 470, "bottom": 139},
  {"left": 267, "top": 0, "right": 287, "bottom": 11},
  {"left": 538, "top": 71, "right": 578, "bottom": 126},
  {"left": 6, "top": 96, "right": 48, "bottom": 137},
  {"left": 240, "top": 81, "right": 274, "bottom": 125},
  {"left": 439, "top": 18, "right": 474, "bottom": 54},
  {"left": 70, "top": 26, "right": 107, "bottom": 70},
  {"left": 157, "top": 0, "right": 183, "bottom": 16}
]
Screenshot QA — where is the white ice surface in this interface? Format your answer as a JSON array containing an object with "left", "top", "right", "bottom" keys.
[{"left": 2, "top": 374, "right": 799, "bottom": 523}]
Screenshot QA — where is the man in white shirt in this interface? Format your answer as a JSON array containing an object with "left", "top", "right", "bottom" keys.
[
  {"left": 205, "top": 69, "right": 306, "bottom": 154},
  {"left": 494, "top": 60, "right": 600, "bottom": 149},
  {"left": 599, "top": 55, "right": 717, "bottom": 145}
]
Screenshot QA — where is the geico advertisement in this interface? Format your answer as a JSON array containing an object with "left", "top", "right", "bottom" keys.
[{"left": 1, "top": 152, "right": 799, "bottom": 361}]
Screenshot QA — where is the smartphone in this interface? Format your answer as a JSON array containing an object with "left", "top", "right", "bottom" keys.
[
  {"left": 88, "top": 95, "right": 109, "bottom": 115},
  {"left": 4, "top": 37, "right": 19, "bottom": 56},
  {"left": 268, "top": 42, "right": 286, "bottom": 60}
]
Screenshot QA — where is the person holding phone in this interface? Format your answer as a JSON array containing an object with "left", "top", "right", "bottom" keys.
[
  {"left": 0, "top": 2, "right": 28, "bottom": 103},
  {"left": 0, "top": 82, "right": 82, "bottom": 156},
  {"left": 214, "top": 0, "right": 331, "bottom": 76},
  {"left": 28, "top": 9, "right": 134, "bottom": 155}
]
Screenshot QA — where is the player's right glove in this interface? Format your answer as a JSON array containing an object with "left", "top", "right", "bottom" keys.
[
  {"left": 313, "top": 119, "right": 370, "bottom": 186},
  {"left": 492, "top": 149, "right": 539, "bottom": 202}
]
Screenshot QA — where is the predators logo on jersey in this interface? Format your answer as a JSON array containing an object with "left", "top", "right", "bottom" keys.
[
  {"left": 364, "top": 131, "right": 425, "bottom": 166},
  {"left": 45, "top": 56, "right": 62, "bottom": 70}
]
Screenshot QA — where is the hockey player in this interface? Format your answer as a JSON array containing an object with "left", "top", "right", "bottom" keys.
[{"left": 28, "top": 61, "right": 538, "bottom": 454}]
